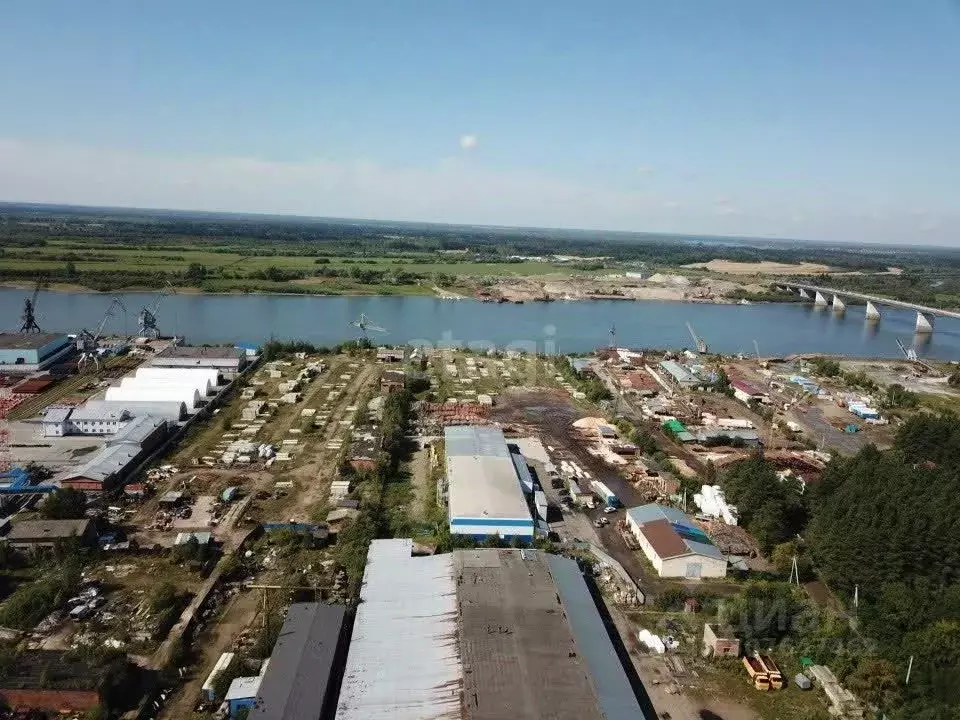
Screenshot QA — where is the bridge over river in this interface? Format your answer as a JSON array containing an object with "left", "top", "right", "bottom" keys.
[{"left": 777, "top": 282, "right": 960, "bottom": 333}]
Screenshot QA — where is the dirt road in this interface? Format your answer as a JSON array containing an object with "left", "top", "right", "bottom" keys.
[{"left": 159, "top": 586, "right": 261, "bottom": 720}]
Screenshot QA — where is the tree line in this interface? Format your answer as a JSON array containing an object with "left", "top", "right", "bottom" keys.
[{"left": 718, "top": 414, "right": 960, "bottom": 717}]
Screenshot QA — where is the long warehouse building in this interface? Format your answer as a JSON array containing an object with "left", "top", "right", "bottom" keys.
[
  {"left": 335, "top": 538, "right": 651, "bottom": 720},
  {"left": 104, "top": 366, "right": 219, "bottom": 411},
  {"left": 444, "top": 426, "right": 534, "bottom": 541}
]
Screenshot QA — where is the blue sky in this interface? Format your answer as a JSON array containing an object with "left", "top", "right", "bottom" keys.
[{"left": 0, "top": 1, "right": 958, "bottom": 244}]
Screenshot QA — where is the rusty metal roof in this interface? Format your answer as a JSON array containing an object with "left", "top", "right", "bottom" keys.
[{"left": 335, "top": 539, "right": 462, "bottom": 720}]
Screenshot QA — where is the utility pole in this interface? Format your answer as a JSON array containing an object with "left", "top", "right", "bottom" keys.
[
  {"left": 905, "top": 655, "right": 914, "bottom": 685},
  {"left": 853, "top": 584, "right": 859, "bottom": 610},
  {"left": 789, "top": 555, "right": 800, "bottom": 587}
]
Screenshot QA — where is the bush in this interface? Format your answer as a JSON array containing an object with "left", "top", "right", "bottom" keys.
[
  {"left": 149, "top": 582, "right": 177, "bottom": 613},
  {"left": 0, "top": 558, "right": 83, "bottom": 629}
]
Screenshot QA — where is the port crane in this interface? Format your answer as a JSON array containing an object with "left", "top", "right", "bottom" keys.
[
  {"left": 19, "top": 282, "right": 42, "bottom": 333},
  {"left": 349, "top": 313, "right": 386, "bottom": 339},
  {"left": 138, "top": 283, "right": 173, "bottom": 339},
  {"left": 686, "top": 322, "right": 707, "bottom": 353},
  {"left": 76, "top": 297, "right": 125, "bottom": 373}
]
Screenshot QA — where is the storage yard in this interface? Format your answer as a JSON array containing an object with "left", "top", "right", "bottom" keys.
[{"left": 1, "top": 322, "right": 953, "bottom": 720}]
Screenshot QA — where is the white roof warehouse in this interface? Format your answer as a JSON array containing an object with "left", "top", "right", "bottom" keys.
[{"left": 444, "top": 426, "right": 533, "bottom": 541}]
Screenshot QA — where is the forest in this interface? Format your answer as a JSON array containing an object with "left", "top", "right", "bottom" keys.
[
  {"left": 719, "top": 414, "right": 960, "bottom": 718},
  {"left": 806, "top": 414, "right": 960, "bottom": 718}
]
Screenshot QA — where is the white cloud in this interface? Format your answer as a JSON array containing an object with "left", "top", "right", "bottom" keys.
[
  {"left": 636, "top": 165, "right": 654, "bottom": 176},
  {"left": 459, "top": 134, "right": 478, "bottom": 150}
]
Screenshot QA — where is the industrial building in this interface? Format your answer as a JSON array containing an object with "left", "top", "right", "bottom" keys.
[
  {"left": 5, "top": 519, "right": 96, "bottom": 549},
  {"left": 0, "top": 650, "right": 105, "bottom": 713},
  {"left": 55, "top": 416, "right": 168, "bottom": 492},
  {"left": 104, "top": 366, "right": 220, "bottom": 411},
  {"left": 249, "top": 602, "right": 348, "bottom": 720},
  {"left": 0, "top": 333, "right": 73, "bottom": 373},
  {"left": 693, "top": 427, "right": 761, "bottom": 447},
  {"left": 335, "top": 539, "right": 649, "bottom": 720},
  {"left": 730, "top": 379, "right": 769, "bottom": 405},
  {"left": 625, "top": 504, "right": 727, "bottom": 578},
  {"left": 443, "top": 426, "right": 534, "bottom": 541},
  {"left": 658, "top": 359, "right": 701, "bottom": 388},
  {"left": 42, "top": 405, "right": 130, "bottom": 436},
  {"left": 152, "top": 345, "right": 247, "bottom": 374},
  {"left": 73, "top": 399, "right": 188, "bottom": 424}
]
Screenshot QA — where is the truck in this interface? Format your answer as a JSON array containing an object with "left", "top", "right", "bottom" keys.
[{"left": 590, "top": 479, "right": 621, "bottom": 508}]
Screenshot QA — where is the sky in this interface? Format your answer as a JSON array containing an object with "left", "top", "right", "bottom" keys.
[{"left": 0, "top": 1, "right": 958, "bottom": 245}]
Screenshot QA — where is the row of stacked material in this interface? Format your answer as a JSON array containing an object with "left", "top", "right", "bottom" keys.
[{"left": 105, "top": 367, "right": 220, "bottom": 411}]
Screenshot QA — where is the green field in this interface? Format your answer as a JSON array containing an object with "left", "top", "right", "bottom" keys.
[
  {"left": 1, "top": 242, "right": 595, "bottom": 276},
  {"left": 0, "top": 240, "right": 604, "bottom": 295}
]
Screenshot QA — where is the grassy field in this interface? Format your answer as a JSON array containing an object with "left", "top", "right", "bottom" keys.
[{"left": 2, "top": 242, "right": 598, "bottom": 277}]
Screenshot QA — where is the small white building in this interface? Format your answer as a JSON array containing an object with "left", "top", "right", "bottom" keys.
[
  {"left": 61, "top": 404, "right": 132, "bottom": 435},
  {"left": 730, "top": 380, "right": 769, "bottom": 405},
  {"left": 625, "top": 504, "right": 727, "bottom": 579},
  {"left": 41, "top": 406, "right": 74, "bottom": 437}
]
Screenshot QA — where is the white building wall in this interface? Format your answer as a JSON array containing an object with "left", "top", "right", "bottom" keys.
[
  {"left": 42, "top": 421, "right": 66, "bottom": 437},
  {"left": 71, "top": 417, "right": 125, "bottom": 435},
  {"left": 659, "top": 555, "right": 728, "bottom": 579},
  {"left": 106, "top": 385, "right": 202, "bottom": 409}
]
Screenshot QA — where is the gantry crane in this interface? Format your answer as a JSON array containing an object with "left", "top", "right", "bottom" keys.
[
  {"left": 19, "top": 282, "right": 42, "bottom": 332},
  {"left": 76, "top": 297, "right": 125, "bottom": 373},
  {"left": 138, "top": 283, "right": 173, "bottom": 339}
]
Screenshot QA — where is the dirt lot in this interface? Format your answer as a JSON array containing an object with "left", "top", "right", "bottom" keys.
[
  {"left": 842, "top": 358, "right": 958, "bottom": 397},
  {"left": 6, "top": 420, "right": 107, "bottom": 471},
  {"left": 684, "top": 260, "right": 832, "bottom": 276}
]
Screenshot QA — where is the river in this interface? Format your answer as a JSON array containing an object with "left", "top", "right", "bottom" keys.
[{"left": 2, "top": 289, "right": 958, "bottom": 359}]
